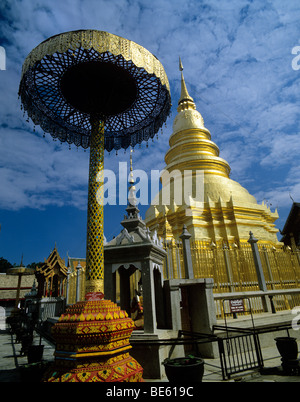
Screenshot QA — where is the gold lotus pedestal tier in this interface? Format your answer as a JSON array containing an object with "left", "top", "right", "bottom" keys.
[{"left": 44, "top": 294, "right": 143, "bottom": 382}]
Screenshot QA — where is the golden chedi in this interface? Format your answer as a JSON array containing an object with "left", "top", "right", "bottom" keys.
[{"left": 145, "top": 61, "right": 279, "bottom": 246}]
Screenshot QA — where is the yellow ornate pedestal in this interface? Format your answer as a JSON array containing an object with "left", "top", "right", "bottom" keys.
[
  {"left": 42, "top": 112, "right": 144, "bottom": 383},
  {"left": 43, "top": 119, "right": 143, "bottom": 382},
  {"left": 45, "top": 294, "right": 143, "bottom": 382}
]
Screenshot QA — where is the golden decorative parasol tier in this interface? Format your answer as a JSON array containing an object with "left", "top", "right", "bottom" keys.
[
  {"left": 6, "top": 267, "right": 35, "bottom": 275},
  {"left": 19, "top": 30, "right": 171, "bottom": 292},
  {"left": 19, "top": 29, "right": 171, "bottom": 152}
]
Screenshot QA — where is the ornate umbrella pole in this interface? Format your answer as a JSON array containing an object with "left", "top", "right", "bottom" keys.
[
  {"left": 19, "top": 30, "right": 171, "bottom": 382},
  {"left": 86, "top": 117, "right": 105, "bottom": 294}
]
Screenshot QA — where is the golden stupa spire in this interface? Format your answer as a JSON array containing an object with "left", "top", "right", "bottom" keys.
[
  {"left": 145, "top": 58, "right": 280, "bottom": 248},
  {"left": 164, "top": 58, "right": 231, "bottom": 179},
  {"left": 178, "top": 57, "right": 195, "bottom": 111}
]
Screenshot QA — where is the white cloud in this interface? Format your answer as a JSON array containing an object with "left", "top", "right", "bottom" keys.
[
  {"left": 0, "top": 127, "right": 89, "bottom": 210},
  {"left": 254, "top": 182, "right": 300, "bottom": 211},
  {"left": 260, "top": 133, "right": 300, "bottom": 167},
  {"left": 0, "top": 0, "right": 299, "bottom": 216}
]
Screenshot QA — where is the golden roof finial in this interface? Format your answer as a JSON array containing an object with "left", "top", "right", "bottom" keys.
[
  {"left": 129, "top": 147, "right": 134, "bottom": 185},
  {"left": 179, "top": 56, "right": 184, "bottom": 72},
  {"left": 178, "top": 57, "right": 194, "bottom": 105},
  {"left": 128, "top": 147, "right": 137, "bottom": 207},
  {"left": 178, "top": 57, "right": 195, "bottom": 111}
]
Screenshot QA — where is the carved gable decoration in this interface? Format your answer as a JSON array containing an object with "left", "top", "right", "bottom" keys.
[{"left": 35, "top": 246, "right": 68, "bottom": 297}]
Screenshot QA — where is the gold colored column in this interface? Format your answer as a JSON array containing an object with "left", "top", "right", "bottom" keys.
[{"left": 85, "top": 118, "right": 105, "bottom": 293}]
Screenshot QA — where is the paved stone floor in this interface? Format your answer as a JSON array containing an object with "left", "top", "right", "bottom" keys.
[
  {"left": 0, "top": 328, "right": 54, "bottom": 382},
  {"left": 1, "top": 326, "right": 300, "bottom": 383}
]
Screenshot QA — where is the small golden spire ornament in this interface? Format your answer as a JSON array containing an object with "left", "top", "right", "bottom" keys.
[{"left": 178, "top": 57, "right": 195, "bottom": 109}]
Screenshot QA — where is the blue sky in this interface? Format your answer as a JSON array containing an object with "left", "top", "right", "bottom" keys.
[{"left": 0, "top": 0, "right": 299, "bottom": 265}]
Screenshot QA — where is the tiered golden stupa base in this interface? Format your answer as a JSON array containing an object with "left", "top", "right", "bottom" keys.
[{"left": 43, "top": 293, "right": 143, "bottom": 382}]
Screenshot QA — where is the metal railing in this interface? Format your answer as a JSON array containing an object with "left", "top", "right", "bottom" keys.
[
  {"left": 162, "top": 238, "right": 300, "bottom": 318},
  {"left": 214, "top": 325, "right": 263, "bottom": 380},
  {"left": 214, "top": 288, "right": 300, "bottom": 318}
]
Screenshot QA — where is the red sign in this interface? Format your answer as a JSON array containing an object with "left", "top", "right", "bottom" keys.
[
  {"left": 229, "top": 299, "right": 244, "bottom": 313},
  {"left": 85, "top": 292, "right": 104, "bottom": 301}
]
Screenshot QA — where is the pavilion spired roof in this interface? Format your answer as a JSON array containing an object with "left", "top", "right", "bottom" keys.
[
  {"left": 105, "top": 151, "right": 164, "bottom": 249},
  {"left": 105, "top": 202, "right": 163, "bottom": 248},
  {"left": 36, "top": 245, "right": 68, "bottom": 279}
]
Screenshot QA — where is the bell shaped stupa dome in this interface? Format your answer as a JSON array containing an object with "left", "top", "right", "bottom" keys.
[{"left": 145, "top": 59, "right": 279, "bottom": 245}]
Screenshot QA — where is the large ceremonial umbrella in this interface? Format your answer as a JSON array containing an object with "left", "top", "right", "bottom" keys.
[{"left": 19, "top": 30, "right": 171, "bottom": 294}]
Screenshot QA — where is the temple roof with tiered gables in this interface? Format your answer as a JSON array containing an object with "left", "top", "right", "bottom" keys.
[{"left": 35, "top": 245, "right": 68, "bottom": 280}]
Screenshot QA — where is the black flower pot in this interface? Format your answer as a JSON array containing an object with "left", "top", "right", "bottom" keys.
[
  {"left": 162, "top": 357, "right": 204, "bottom": 383},
  {"left": 20, "top": 334, "right": 33, "bottom": 356},
  {"left": 27, "top": 345, "right": 44, "bottom": 364},
  {"left": 19, "top": 362, "right": 43, "bottom": 382},
  {"left": 275, "top": 337, "right": 298, "bottom": 362}
]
